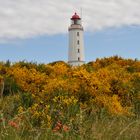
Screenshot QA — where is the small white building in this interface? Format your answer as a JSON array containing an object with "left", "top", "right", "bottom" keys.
[{"left": 68, "top": 13, "right": 85, "bottom": 66}]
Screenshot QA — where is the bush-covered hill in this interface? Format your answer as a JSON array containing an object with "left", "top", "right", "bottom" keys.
[{"left": 0, "top": 56, "right": 140, "bottom": 139}]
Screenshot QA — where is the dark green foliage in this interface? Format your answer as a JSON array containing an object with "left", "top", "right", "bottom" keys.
[
  {"left": 3, "top": 76, "right": 20, "bottom": 96},
  {"left": 20, "top": 93, "right": 33, "bottom": 109}
]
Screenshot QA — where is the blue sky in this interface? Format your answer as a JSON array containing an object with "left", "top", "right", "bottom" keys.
[
  {"left": 0, "top": 25, "right": 140, "bottom": 63},
  {"left": 0, "top": 0, "right": 140, "bottom": 63}
]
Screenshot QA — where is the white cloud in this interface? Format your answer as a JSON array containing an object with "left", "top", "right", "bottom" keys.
[{"left": 0, "top": 0, "right": 140, "bottom": 40}]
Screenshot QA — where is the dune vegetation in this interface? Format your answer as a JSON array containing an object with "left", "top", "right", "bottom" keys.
[{"left": 0, "top": 56, "right": 140, "bottom": 140}]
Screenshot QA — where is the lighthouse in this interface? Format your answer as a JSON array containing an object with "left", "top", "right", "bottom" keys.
[{"left": 68, "top": 13, "right": 85, "bottom": 66}]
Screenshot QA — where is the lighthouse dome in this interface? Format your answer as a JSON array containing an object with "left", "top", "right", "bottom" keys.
[{"left": 71, "top": 13, "right": 81, "bottom": 20}]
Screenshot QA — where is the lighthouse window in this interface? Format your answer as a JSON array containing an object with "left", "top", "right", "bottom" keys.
[
  {"left": 78, "top": 49, "right": 80, "bottom": 53},
  {"left": 77, "top": 32, "right": 79, "bottom": 36},
  {"left": 74, "top": 19, "right": 78, "bottom": 24},
  {"left": 77, "top": 40, "right": 80, "bottom": 45},
  {"left": 78, "top": 57, "right": 80, "bottom": 61}
]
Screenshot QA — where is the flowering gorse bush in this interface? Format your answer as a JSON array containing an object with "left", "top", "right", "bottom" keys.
[{"left": 0, "top": 57, "right": 140, "bottom": 139}]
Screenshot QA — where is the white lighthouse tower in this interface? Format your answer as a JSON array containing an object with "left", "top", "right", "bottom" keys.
[{"left": 68, "top": 13, "right": 85, "bottom": 66}]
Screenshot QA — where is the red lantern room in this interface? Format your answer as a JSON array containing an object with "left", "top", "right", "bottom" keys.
[
  {"left": 71, "top": 13, "right": 81, "bottom": 20},
  {"left": 71, "top": 13, "right": 81, "bottom": 25}
]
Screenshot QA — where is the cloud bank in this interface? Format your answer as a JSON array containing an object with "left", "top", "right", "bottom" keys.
[{"left": 0, "top": 0, "right": 140, "bottom": 40}]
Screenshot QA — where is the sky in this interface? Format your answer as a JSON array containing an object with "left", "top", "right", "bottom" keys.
[{"left": 0, "top": 0, "right": 140, "bottom": 63}]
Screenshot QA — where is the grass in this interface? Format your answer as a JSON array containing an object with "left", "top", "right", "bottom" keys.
[
  {"left": 0, "top": 109, "right": 140, "bottom": 140},
  {"left": 0, "top": 93, "right": 140, "bottom": 140}
]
